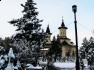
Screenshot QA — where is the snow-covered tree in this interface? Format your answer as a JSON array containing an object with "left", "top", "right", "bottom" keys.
[
  {"left": 87, "top": 48, "right": 94, "bottom": 66},
  {"left": 0, "top": 46, "right": 5, "bottom": 55},
  {"left": 48, "top": 36, "right": 61, "bottom": 62},
  {"left": 80, "top": 37, "right": 94, "bottom": 67},
  {"left": 79, "top": 37, "right": 89, "bottom": 59},
  {"left": 86, "top": 37, "right": 94, "bottom": 66},
  {"left": 9, "top": 0, "right": 45, "bottom": 65}
]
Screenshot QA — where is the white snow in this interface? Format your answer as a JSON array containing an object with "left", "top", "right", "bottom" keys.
[
  {"left": 14, "top": 66, "right": 18, "bottom": 69},
  {"left": 26, "top": 64, "right": 33, "bottom": 67},
  {"left": 39, "top": 60, "right": 47, "bottom": 65},
  {"left": 5, "top": 63, "right": 14, "bottom": 70},
  {"left": 0, "top": 55, "right": 3, "bottom": 59},
  {"left": 40, "top": 48, "right": 49, "bottom": 51},
  {"left": 27, "top": 65, "right": 42, "bottom": 69},
  {"left": 4, "top": 55, "right": 8, "bottom": 61},
  {"left": 0, "top": 59, "right": 5, "bottom": 65},
  {"left": 26, "top": 64, "right": 42, "bottom": 69},
  {"left": 53, "top": 62, "right": 75, "bottom": 68},
  {"left": 5, "top": 48, "right": 15, "bottom": 70},
  {"left": 82, "top": 59, "right": 88, "bottom": 68},
  {"left": 8, "top": 48, "right": 15, "bottom": 58},
  {"left": 16, "top": 60, "right": 21, "bottom": 68}
]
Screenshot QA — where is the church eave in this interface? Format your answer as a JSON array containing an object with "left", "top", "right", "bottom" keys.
[
  {"left": 61, "top": 41, "right": 69, "bottom": 45},
  {"left": 58, "top": 26, "right": 68, "bottom": 29},
  {"left": 60, "top": 37, "right": 70, "bottom": 40}
]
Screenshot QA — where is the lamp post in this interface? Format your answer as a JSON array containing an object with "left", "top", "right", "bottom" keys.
[{"left": 72, "top": 5, "right": 80, "bottom": 70}]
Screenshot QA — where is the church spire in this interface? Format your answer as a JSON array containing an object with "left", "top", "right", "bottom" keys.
[
  {"left": 58, "top": 17, "right": 68, "bottom": 38},
  {"left": 46, "top": 25, "right": 51, "bottom": 34},
  {"left": 61, "top": 17, "right": 65, "bottom": 27},
  {"left": 58, "top": 17, "right": 67, "bottom": 29}
]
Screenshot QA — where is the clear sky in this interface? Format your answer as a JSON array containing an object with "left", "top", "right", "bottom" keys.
[{"left": 0, "top": 0, "right": 94, "bottom": 46}]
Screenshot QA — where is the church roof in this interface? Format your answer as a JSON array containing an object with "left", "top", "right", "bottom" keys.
[
  {"left": 61, "top": 19, "right": 65, "bottom": 27},
  {"left": 60, "top": 37, "right": 70, "bottom": 40},
  {"left": 62, "top": 41, "right": 69, "bottom": 45},
  {"left": 46, "top": 25, "right": 52, "bottom": 34},
  {"left": 58, "top": 17, "right": 67, "bottom": 29}
]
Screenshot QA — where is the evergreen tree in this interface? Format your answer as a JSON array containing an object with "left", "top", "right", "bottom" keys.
[
  {"left": 87, "top": 37, "right": 94, "bottom": 66},
  {"left": 3, "top": 37, "right": 12, "bottom": 47},
  {"left": 0, "top": 46, "right": 5, "bottom": 55},
  {"left": 80, "top": 37, "right": 94, "bottom": 66},
  {"left": 48, "top": 36, "right": 61, "bottom": 61},
  {"left": 80, "top": 37, "right": 89, "bottom": 59},
  {"left": 83, "top": 37, "right": 89, "bottom": 52},
  {"left": 9, "top": 0, "right": 45, "bottom": 65}
]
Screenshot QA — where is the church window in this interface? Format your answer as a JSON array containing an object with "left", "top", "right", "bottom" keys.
[
  {"left": 46, "top": 39, "right": 48, "bottom": 42},
  {"left": 63, "top": 32, "right": 64, "bottom": 35},
  {"left": 61, "top": 32, "right": 62, "bottom": 35},
  {"left": 72, "top": 51, "right": 75, "bottom": 56}
]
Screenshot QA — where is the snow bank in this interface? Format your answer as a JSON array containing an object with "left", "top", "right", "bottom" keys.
[
  {"left": 53, "top": 62, "right": 75, "bottom": 68},
  {"left": 5, "top": 63, "right": 14, "bottom": 70},
  {"left": 39, "top": 60, "right": 47, "bottom": 65},
  {"left": 82, "top": 59, "right": 88, "bottom": 68},
  {"left": 27, "top": 65, "right": 42, "bottom": 69},
  {"left": 0, "top": 59, "right": 5, "bottom": 65},
  {"left": 26, "top": 64, "right": 42, "bottom": 69},
  {"left": 14, "top": 66, "right": 18, "bottom": 69}
]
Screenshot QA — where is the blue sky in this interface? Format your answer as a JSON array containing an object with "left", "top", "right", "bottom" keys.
[{"left": 0, "top": 0, "right": 94, "bottom": 46}]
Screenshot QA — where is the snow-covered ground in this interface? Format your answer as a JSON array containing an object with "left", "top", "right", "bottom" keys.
[
  {"left": 39, "top": 60, "right": 47, "bottom": 65},
  {"left": 82, "top": 59, "right": 88, "bottom": 68},
  {"left": 53, "top": 62, "right": 75, "bottom": 68},
  {"left": 26, "top": 64, "right": 42, "bottom": 70}
]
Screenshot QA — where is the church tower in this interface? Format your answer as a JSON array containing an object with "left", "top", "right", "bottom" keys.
[
  {"left": 58, "top": 18, "right": 71, "bottom": 45},
  {"left": 58, "top": 18, "right": 67, "bottom": 38},
  {"left": 45, "top": 25, "right": 52, "bottom": 48}
]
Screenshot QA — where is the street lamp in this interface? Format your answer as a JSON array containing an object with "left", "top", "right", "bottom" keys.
[{"left": 72, "top": 5, "right": 80, "bottom": 70}]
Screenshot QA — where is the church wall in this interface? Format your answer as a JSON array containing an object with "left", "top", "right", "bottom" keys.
[
  {"left": 61, "top": 46, "right": 66, "bottom": 58},
  {"left": 59, "top": 29, "right": 67, "bottom": 38},
  {"left": 66, "top": 39, "right": 71, "bottom": 45},
  {"left": 61, "top": 45, "right": 76, "bottom": 58},
  {"left": 71, "top": 47, "right": 76, "bottom": 56}
]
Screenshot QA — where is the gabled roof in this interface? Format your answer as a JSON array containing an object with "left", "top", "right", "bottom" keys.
[
  {"left": 62, "top": 41, "right": 69, "bottom": 45},
  {"left": 60, "top": 37, "right": 70, "bottom": 40}
]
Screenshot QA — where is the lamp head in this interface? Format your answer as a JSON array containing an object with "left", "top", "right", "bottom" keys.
[{"left": 72, "top": 5, "right": 77, "bottom": 13}]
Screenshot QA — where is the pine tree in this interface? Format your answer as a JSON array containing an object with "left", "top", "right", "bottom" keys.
[
  {"left": 9, "top": 0, "right": 45, "bottom": 65},
  {"left": 80, "top": 37, "right": 89, "bottom": 59},
  {"left": 80, "top": 37, "right": 94, "bottom": 66},
  {"left": 48, "top": 36, "right": 61, "bottom": 62},
  {"left": 87, "top": 37, "right": 94, "bottom": 66}
]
